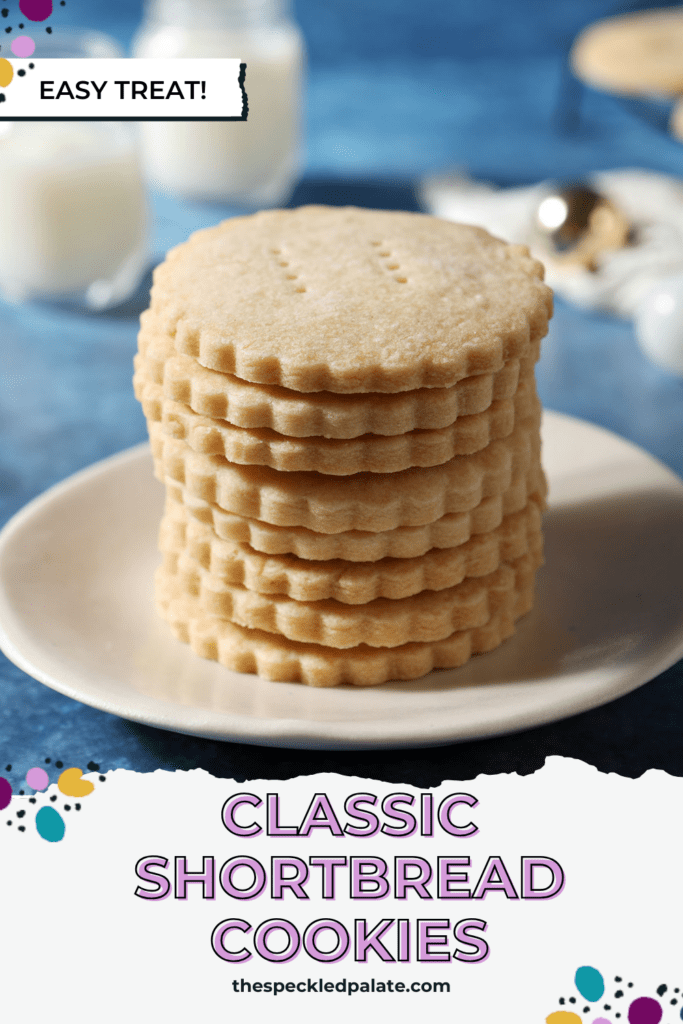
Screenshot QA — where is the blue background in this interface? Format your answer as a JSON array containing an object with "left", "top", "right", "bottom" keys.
[{"left": 2, "top": 0, "right": 683, "bottom": 785}]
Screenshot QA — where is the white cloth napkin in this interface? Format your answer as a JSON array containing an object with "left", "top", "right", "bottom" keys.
[{"left": 420, "top": 169, "right": 683, "bottom": 317}]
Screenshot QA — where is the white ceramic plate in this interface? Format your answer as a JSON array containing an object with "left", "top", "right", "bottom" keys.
[{"left": 1, "top": 411, "right": 683, "bottom": 750}]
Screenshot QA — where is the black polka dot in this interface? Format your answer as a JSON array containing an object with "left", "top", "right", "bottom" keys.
[
  {"left": 29, "top": 797, "right": 35, "bottom": 803},
  {"left": 615, "top": 977, "right": 622, "bottom": 983},
  {"left": 5, "top": 764, "right": 11, "bottom": 771},
  {"left": 87, "top": 762, "right": 100, "bottom": 772},
  {"left": 604, "top": 1006, "right": 611, "bottom": 1011},
  {"left": 16, "top": 810, "right": 25, "bottom": 818},
  {"left": 45, "top": 26, "right": 51, "bottom": 32},
  {"left": 50, "top": 795, "right": 57, "bottom": 802},
  {"left": 657, "top": 985, "right": 667, "bottom": 997},
  {"left": 4, "top": 26, "right": 11, "bottom": 32},
  {"left": 559, "top": 998, "right": 565, "bottom": 1005},
  {"left": 18, "top": 22, "right": 23, "bottom": 27},
  {"left": 18, "top": 826, "right": 25, "bottom": 832},
  {"left": 569, "top": 998, "right": 576, "bottom": 1004},
  {"left": 615, "top": 991, "right": 624, "bottom": 999},
  {"left": 44, "top": 758, "right": 51, "bottom": 764},
  {"left": 18, "top": 790, "right": 24, "bottom": 795},
  {"left": 17, "top": 68, "right": 25, "bottom": 75},
  {"left": 6, "top": 820, "right": 11, "bottom": 825},
  {"left": 0, "top": 9, "right": 7, "bottom": 16},
  {"left": 55, "top": 761, "right": 63, "bottom": 768},
  {"left": 0, "top": 94, "right": 5, "bottom": 102},
  {"left": 64, "top": 805, "right": 71, "bottom": 811},
  {"left": 75, "top": 803, "right": 81, "bottom": 811},
  {"left": 99, "top": 775, "right": 106, "bottom": 782},
  {"left": 28, "top": 62, "right": 33, "bottom": 68}
]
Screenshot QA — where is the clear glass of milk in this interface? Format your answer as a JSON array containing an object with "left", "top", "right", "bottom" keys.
[
  {"left": 0, "top": 31, "right": 149, "bottom": 310},
  {"left": 132, "top": 0, "right": 305, "bottom": 206}
]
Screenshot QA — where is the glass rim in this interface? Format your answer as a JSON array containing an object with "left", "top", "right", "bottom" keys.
[{"left": 31, "top": 26, "right": 123, "bottom": 59}]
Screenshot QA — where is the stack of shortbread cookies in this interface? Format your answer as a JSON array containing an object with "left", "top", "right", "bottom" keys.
[{"left": 134, "top": 206, "right": 552, "bottom": 686}]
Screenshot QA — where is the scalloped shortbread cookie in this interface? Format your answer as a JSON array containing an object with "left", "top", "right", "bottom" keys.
[
  {"left": 160, "top": 498, "right": 542, "bottom": 604},
  {"left": 149, "top": 206, "right": 552, "bottom": 393},
  {"left": 137, "top": 319, "right": 539, "bottom": 438},
  {"left": 150, "top": 410, "right": 541, "bottom": 532},
  {"left": 137, "top": 370, "right": 538, "bottom": 474},
  {"left": 156, "top": 542, "right": 543, "bottom": 648},
  {"left": 156, "top": 569, "right": 536, "bottom": 686},
  {"left": 164, "top": 463, "right": 547, "bottom": 561}
]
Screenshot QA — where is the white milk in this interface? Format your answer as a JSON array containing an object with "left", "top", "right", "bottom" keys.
[
  {"left": 133, "top": 0, "right": 304, "bottom": 205},
  {"left": 0, "top": 121, "right": 148, "bottom": 307}
]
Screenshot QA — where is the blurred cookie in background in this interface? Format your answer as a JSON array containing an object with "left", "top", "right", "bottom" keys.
[
  {"left": 571, "top": 7, "right": 683, "bottom": 96},
  {"left": 670, "top": 95, "right": 683, "bottom": 139}
]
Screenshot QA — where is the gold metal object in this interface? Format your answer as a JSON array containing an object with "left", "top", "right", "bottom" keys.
[{"left": 535, "top": 183, "right": 631, "bottom": 271}]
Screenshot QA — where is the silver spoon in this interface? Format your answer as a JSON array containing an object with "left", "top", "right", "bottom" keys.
[
  {"left": 535, "top": 182, "right": 632, "bottom": 269},
  {"left": 536, "top": 184, "right": 603, "bottom": 250}
]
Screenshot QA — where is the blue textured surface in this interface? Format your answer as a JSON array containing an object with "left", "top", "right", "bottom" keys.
[{"left": 2, "top": 0, "right": 683, "bottom": 784}]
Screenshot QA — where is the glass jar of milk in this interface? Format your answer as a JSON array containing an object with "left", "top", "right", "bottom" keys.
[
  {"left": 0, "top": 30, "right": 148, "bottom": 310},
  {"left": 133, "top": 0, "right": 305, "bottom": 206}
]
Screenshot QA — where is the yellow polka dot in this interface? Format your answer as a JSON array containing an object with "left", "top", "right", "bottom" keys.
[
  {"left": 546, "top": 1013, "right": 583, "bottom": 1024},
  {"left": 0, "top": 58, "right": 13, "bottom": 88},
  {"left": 58, "top": 767, "right": 95, "bottom": 797}
]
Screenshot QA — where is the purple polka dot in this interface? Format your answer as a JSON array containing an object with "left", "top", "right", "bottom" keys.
[
  {"left": 11, "top": 35, "right": 35, "bottom": 56},
  {"left": 628, "top": 998, "right": 663, "bottom": 1024},
  {"left": 0, "top": 777, "right": 11, "bottom": 810},
  {"left": 18, "top": 0, "right": 51, "bottom": 20},
  {"left": 26, "top": 767, "right": 49, "bottom": 791},
  {"left": 593, "top": 1019, "right": 612, "bottom": 1024}
]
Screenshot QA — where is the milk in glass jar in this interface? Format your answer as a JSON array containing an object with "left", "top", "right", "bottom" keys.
[
  {"left": 133, "top": 0, "right": 305, "bottom": 205},
  {"left": 0, "top": 30, "right": 148, "bottom": 309}
]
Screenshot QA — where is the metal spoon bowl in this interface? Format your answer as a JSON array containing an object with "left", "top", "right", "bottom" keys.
[{"left": 535, "top": 182, "right": 631, "bottom": 270}]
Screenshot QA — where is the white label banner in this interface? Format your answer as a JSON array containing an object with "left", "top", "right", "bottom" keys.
[
  {"left": 0, "top": 758, "right": 680, "bottom": 1024},
  {"left": 0, "top": 58, "right": 247, "bottom": 119}
]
